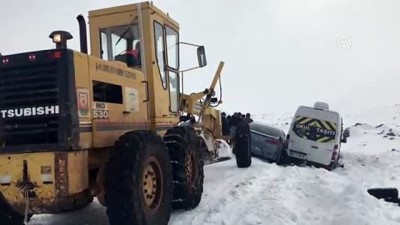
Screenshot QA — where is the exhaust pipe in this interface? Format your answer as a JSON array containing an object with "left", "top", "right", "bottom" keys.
[{"left": 76, "top": 14, "right": 88, "bottom": 54}]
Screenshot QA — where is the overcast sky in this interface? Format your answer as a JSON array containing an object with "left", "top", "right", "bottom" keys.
[{"left": 1, "top": 0, "right": 399, "bottom": 115}]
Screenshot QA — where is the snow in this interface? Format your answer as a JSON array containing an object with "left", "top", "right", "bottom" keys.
[
  {"left": 215, "top": 138, "right": 233, "bottom": 159},
  {"left": 29, "top": 104, "right": 400, "bottom": 225}
]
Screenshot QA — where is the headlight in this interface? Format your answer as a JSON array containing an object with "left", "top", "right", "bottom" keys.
[
  {"left": 49, "top": 31, "right": 73, "bottom": 49},
  {"left": 53, "top": 33, "right": 62, "bottom": 43}
]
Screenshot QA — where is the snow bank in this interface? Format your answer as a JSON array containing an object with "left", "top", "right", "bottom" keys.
[{"left": 215, "top": 139, "right": 232, "bottom": 159}]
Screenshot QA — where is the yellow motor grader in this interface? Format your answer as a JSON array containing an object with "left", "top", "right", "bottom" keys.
[{"left": 0, "top": 2, "right": 251, "bottom": 225}]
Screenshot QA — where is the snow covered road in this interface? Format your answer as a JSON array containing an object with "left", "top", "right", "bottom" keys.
[
  {"left": 29, "top": 105, "right": 400, "bottom": 225},
  {"left": 30, "top": 156, "right": 400, "bottom": 225}
]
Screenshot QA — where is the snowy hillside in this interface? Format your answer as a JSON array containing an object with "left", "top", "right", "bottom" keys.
[{"left": 30, "top": 104, "right": 400, "bottom": 225}]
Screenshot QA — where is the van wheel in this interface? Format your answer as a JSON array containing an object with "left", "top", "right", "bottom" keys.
[
  {"left": 276, "top": 149, "right": 285, "bottom": 165},
  {"left": 104, "top": 130, "right": 172, "bottom": 225},
  {"left": 326, "top": 160, "right": 338, "bottom": 171},
  {"left": 276, "top": 148, "right": 291, "bottom": 166},
  {"left": 337, "top": 153, "right": 345, "bottom": 168},
  {"left": 235, "top": 131, "right": 252, "bottom": 168},
  {"left": 163, "top": 126, "right": 205, "bottom": 210}
]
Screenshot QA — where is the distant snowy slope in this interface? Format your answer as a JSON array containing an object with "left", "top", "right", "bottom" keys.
[{"left": 343, "top": 104, "right": 400, "bottom": 128}]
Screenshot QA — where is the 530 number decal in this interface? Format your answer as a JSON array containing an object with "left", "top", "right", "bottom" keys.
[{"left": 93, "top": 109, "right": 109, "bottom": 119}]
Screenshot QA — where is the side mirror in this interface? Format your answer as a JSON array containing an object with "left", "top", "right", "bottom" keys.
[
  {"left": 197, "top": 46, "right": 207, "bottom": 67},
  {"left": 343, "top": 128, "right": 350, "bottom": 139}
]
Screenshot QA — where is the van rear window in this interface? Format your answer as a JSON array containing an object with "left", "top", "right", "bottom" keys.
[
  {"left": 250, "top": 122, "right": 282, "bottom": 137},
  {"left": 292, "top": 116, "right": 337, "bottom": 142}
]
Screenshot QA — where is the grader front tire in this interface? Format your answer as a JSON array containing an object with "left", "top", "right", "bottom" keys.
[
  {"left": 0, "top": 195, "right": 26, "bottom": 225},
  {"left": 234, "top": 130, "right": 252, "bottom": 168},
  {"left": 104, "top": 130, "right": 173, "bottom": 225},
  {"left": 164, "top": 126, "right": 205, "bottom": 210}
]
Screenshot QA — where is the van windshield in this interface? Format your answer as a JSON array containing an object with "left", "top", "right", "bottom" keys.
[{"left": 292, "top": 116, "right": 337, "bottom": 143}]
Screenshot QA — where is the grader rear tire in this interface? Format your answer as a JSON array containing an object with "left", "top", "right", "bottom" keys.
[
  {"left": 104, "top": 130, "right": 173, "bottom": 225},
  {"left": 164, "top": 126, "right": 205, "bottom": 210}
]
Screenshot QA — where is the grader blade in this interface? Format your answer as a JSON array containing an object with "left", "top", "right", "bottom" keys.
[
  {"left": 204, "top": 139, "right": 232, "bottom": 165},
  {"left": 204, "top": 156, "right": 231, "bottom": 165}
]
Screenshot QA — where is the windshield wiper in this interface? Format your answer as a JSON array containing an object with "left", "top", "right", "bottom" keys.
[
  {"left": 115, "top": 16, "right": 138, "bottom": 46},
  {"left": 115, "top": 27, "right": 132, "bottom": 46}
]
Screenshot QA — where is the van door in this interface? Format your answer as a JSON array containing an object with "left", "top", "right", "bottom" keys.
[{"left": 289, "top": 114, "right": 339, "bottom": 165}]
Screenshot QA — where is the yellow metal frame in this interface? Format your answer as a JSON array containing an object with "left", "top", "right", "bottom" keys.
[{"left": 0, "top": 1, "right": 226, "bottom": 217}]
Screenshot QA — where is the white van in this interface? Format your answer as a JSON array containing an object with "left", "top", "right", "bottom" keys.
[{"left": 282, "top": 102, "right": 349, "bottom": 170}]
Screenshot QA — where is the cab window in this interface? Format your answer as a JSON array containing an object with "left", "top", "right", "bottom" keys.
[
  {"left": 100, "top": 24, "right": 142, "bottom": 68},
  {"left": 154, "top": 22, "right": 167, "bottom": 89},
  {"left": 165, "top": 25, "right": 179, "bottom": 112},
  {"left": 153, "top": 22, "right": 180, "bottom": 112},
  {"left": 168, "top": 72, "right": 179, "bottom": 112},
  {"left": 165, "top": 25, "right": 179, "bottom": 70}
]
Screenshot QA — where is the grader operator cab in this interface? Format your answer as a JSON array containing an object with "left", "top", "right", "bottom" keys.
[{"left": 0, "top": 2, "right": 249, "bottom": 225}]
